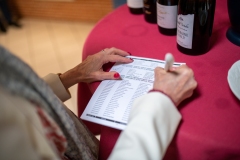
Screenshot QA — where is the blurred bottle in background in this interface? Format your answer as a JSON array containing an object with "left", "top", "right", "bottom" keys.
[
  {"left": 112, "top": 0, "right": 127, "bottom": 9},
  {"left": 157, "top": 0, "right": 178, "bottom": 35},
  {"left": 143, "top": 0, "right": 157, "bottom": 23},
  {"left": 0, "top": 0, "right": 21, "bottom": 32},
  {"left": 127, "top": 0, "right": 144, "bottom": 14},
  {"left": 177, "top": 0, "right": 216, "bottom": 55},
  {"left": 226, "top": 0, "right": 240, "bottom": 46}
]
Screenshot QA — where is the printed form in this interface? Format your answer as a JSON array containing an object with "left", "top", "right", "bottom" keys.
[{"left": 81, "top": 56, "right": 183, "bottom": 130}]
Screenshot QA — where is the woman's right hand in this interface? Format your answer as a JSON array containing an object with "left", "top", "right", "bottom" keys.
[{"left": 153, "top": 65, "right": 197, "bottom": 106}]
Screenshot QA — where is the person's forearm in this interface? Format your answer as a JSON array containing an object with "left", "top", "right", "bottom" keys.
[
  {"left": 59, "top": 68, "right": 79, "bottom": 89},
  {"left": 109, "top": 92, "right": 182, "bottom": 160}
]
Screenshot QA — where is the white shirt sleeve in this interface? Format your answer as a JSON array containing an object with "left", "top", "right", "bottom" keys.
[
  {"left": 109, "top": 92, "right": 182, "bottom": 160},
  {"left": 43, "top": 73, "right": 71, "bottom": 102}
]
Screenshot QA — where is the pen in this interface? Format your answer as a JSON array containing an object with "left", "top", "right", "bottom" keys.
[{"left": 164, "top": 53, "right": 174, "bottom": 71}]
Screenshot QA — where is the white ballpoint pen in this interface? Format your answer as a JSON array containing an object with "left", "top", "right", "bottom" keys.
[{"left": 164, "top": 53, "right": 174, "bottom": 71}]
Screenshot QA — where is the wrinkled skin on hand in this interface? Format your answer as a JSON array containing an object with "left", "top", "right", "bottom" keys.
[
  {"left": 60, "top": 47, "right": 133, "bottom": 89},
  {"left": 153, "top": 65, "right": 197, "bottom": 106}
]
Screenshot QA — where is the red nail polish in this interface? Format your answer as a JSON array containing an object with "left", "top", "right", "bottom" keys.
[
  {"left": 114, "top": 73, "right": 120, "bottom": 78},
  {"left": 127, "top": 52, "right": 132, "bottom": 55},
  {"left": 130, "top": 58, "right": 134, "bottom": 61}
]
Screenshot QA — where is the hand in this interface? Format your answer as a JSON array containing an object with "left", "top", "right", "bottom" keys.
[
  {"left": 153, "top": 65, "right": 197, "bottom": 106},
  {"left": 60, "top": 47, "right": 133, "bottom": 89}
]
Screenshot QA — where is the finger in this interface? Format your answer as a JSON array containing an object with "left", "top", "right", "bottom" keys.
[
  {"left": 105, "top": 54, "right": 133, "bottom": 63},
  {"left": 155, "top": 67, "right": 164, "bottom": 70},
  {"left": 191, "top": 78, "right": 198, "bottom": 89},
  {"left": 154, "top": 67, "right": 165, "bottom": 73},
  {"left": 101, "top": 48, "right": 109, "bottom": 54},
  {"left": 107, "top": 47, "right": 131, "bottom": 56},
  {"left": 173, "top": 65, "right": 193, "bottom": 77},
  {"left": 154, "top": 67, "right": 165, "bottom": 79},
  {"left": 98, "top": 71, "right": 121, "bottom": 80},
  {"left": 170, "top": 67, "right": 177, "bottom": 71},
  {"left": 177, "top": 64, "right": 189, "bottom": 70}
]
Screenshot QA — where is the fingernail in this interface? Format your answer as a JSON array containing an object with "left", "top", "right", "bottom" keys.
[
  {"left": 127, "top": 52, "right": 132, "bottom": 55},
  {"left": 114, "top": 73, "right": 120, "bottom": 78},
  {"left": 130, "top": 58, "right": 134, "bottom": 61}
]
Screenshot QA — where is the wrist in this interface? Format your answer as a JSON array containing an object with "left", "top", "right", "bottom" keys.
[{"left": 59, "top": 69, "right": 78, "bottom": 89}]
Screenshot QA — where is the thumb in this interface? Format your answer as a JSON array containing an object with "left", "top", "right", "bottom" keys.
[{"left": 100, "top": 71, "right": 121, "bottom": 80}]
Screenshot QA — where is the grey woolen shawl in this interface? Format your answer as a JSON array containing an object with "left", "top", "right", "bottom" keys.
[{"left": 0, "top": 45, "right": 99, "bottom": 160}]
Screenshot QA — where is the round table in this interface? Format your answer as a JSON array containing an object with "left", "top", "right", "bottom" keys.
[{"left": 77, "top": 1, "right": 240, "bottom": 159}]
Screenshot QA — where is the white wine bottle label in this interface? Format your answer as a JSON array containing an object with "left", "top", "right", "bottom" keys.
[
  {"left": 157, "top": 3, "right": 177, "bottom": 29},
  {"left": 127, "top": 0, "right": 143, "bottom": 8},
  {"left": 177, "top": 14, "right": 194, "bottom": 49}
]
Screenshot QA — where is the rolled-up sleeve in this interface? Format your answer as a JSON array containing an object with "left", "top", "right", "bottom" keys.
[{"left": 43, "top": 73, "right": 71, "bottom": 102}]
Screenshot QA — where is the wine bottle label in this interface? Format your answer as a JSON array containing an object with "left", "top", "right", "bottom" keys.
[
  {"left": 157, "top": 3, "right": 177, "bottom": 29},
  {"left": 127, "top": 0, "right": 143, "bottom": 8},
  {"left": 177, "top": 14, "right": 194, "bottom": 49}
]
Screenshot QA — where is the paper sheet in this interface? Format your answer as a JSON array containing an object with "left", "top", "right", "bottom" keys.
[{"left": 81, "top": 56, "right": 184, "bottom": 130}]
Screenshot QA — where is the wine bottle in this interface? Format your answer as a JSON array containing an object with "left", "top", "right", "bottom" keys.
[
  {"left": 143, "top": 0, "right": 157, "bottom": 23},
  {"left": 157, "top": 0, "right": 178, "bottom": 35},
  {"left": 127, "top": 0, "right": 144, "bottom": 14},
  {"left": 177, "top": 0, "right": 216, "bottom": 55}
]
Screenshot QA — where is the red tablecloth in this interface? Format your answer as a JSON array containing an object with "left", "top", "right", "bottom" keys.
[{"left": 77, "top": 1, "right": 240, "bottom": 159}]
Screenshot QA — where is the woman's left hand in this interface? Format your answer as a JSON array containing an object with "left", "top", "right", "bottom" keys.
[{"left": 60, "top": 47, "right": 133, "bottom": 89}]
